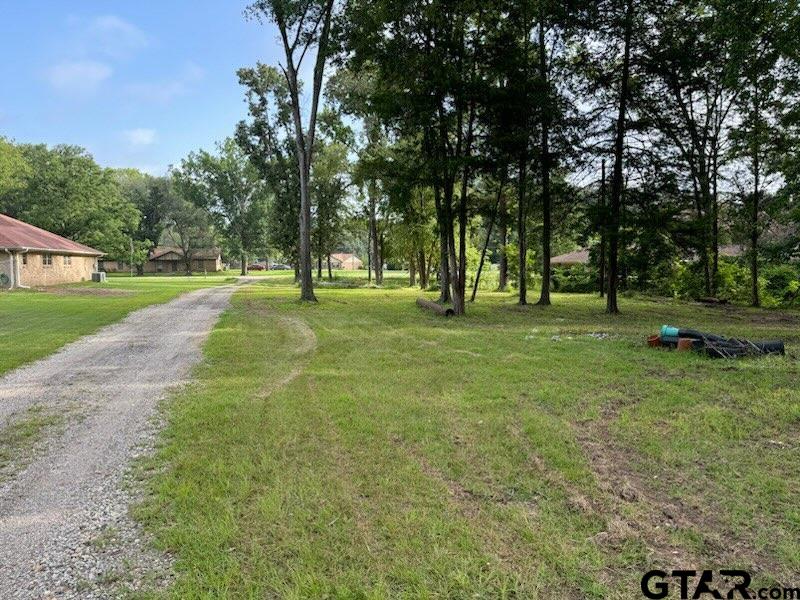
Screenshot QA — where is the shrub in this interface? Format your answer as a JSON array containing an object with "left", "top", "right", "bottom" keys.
[
  {"left": 551, "top": 264, "right": 597, "bottom": 293},
  {"left": 672, "top": 259, "right": 751, "bottom": 302},
  {"left": 762, "top": 264, "right": 800, "bottom": 307}
]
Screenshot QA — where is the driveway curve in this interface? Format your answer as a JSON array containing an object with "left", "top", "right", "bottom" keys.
[{"left": 0, "top": 284, "right": 237, "bottom": 598}]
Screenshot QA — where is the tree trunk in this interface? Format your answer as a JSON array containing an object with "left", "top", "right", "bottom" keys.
[
  {"left": 537, "top": 18, "right": 551, "bottom": 306},
  {"left": 418, "top": 249, "right": 427, "bottom": 289},
  {"left": 366, "top": 227, "right": 372, "bottom": 283},
  {"left": 471, "top": 183, "right": 502, "bottom": 302},
  {"left": 378, "top": 231, "right": 385, "bottom": 284},
  {"left": 751, "top": 131, "right": 761, "bottom": 307},
  {"left": 711, "top": 156, "right": 719, "bottom": 296},
  {"left": 498, "top": 189, "right": 508, "bottom": 291},
  {"left": 327, "top": 254, "right": 333, "bottom": 281},
  {"left": 276, "top": 5, "right": 332, "bottom": 304},
  {"left": 517, "top": 155, "right": 529, "bottom": 305},
  {"left": 444, "top": 179, "right": 461, "bottom": 313},
  {"left": 409, "top": 253, "right": 416, "bottom": 287},
  {"left": 607, "top": 0, "right": 633, "bottom": 315},
  {"left": 317, "top": 254, "right": 322, "bottom": 280},
  {"left": 434, "top": 185, "right": 451, "bottom": 303},
  {"left": 241, "top": 252, "right": 248, "bottom": 276},
  {"left": 368, "top": 182, "right": 382, "bottom": 286},
  {"left": 599, "top": 159, "right": 606, "bottom": 297}
]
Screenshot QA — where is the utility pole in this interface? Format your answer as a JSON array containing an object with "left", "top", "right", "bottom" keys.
[{"left": 130, "top": 238, "right": 134, "bottom": 277}]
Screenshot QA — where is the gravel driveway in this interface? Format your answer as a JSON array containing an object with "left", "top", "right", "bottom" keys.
[{"left": 0, "top": 284, "right": 237, "bottom": 598}]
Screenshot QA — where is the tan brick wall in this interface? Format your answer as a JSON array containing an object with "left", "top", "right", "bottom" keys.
[{"left": 19, "top": 252, "right": 97, "bottom": 287}]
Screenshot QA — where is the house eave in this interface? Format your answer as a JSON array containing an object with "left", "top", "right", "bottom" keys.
[{"left": 0, "top": 245, "right": 104, "bottom": 257}]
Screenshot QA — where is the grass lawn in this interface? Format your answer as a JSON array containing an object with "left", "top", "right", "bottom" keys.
[
  {"left": 135, "top": 274, "right": 800, "bottom": 598},
  {"left": 0, "top": 275, "right": 235, "bottom": 376}
]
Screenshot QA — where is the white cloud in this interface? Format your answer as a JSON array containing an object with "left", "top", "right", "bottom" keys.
[
  {"left": 82, "top": 15, "right": 149, "bottom": 59},
  {"left": 124, "top": 63, "right": 205, "bottom": 105},
  {"left": 45, "top": 60, "right": 112, "bottom": 95},
  {"left": 122, "top": 128, "right": 157, "bottom": 147}
]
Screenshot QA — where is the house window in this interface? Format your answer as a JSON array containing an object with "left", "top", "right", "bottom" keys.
[
  {"left": 117, "top": 261, "right": 125, "bottom": 270},
  {"left": 43, "top": 253, "right": 53, "bottom": 267},
  {"left": 63, "top": 255, "right": 72, "bottom": 266},
  {"left": 22, "top": 254, "right": 27, "bottom": 266}
]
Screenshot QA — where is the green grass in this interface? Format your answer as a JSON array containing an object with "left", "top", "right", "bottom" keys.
[
  {"left": 0, "top": 275, "right": 235, "bottom": 376},
  {"left": 135, "top": 275, "right": 800, "bottom": 598},
  {"left": 0, "top": 405, "right": 63, "bottom": 483}
]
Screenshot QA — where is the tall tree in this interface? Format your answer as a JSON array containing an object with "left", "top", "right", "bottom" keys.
[
  {"left": 607, "top": 0, "right": 634, "bottom": 314},
  {"left": 727, "top": 0, "right": 797, "bottom": 306},
  {"left": 163, "top": 174, "right": 215, "bottom": 274},
  {"left": 115, "top": 169, "right": 168, "bottom": 273},
  {"left": 178, "top": 139, "right": 270, "bottom": 275},
  {"left": 237, "top": 64, "right": 302, "bottom": 277},
  {"left": 1, "top": 143, "right": 141, "bottom": 260},
  {"left": 245, "top": 0, "right": 337, "bottom": 302}
]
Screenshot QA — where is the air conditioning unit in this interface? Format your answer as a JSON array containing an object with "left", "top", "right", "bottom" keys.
[{"left": 91, "top": 271, "right": 107, "bottom": 283}]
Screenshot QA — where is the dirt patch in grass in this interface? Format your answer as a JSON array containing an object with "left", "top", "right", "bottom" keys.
[
  {"left": 575, "top": 402, "right": 697, "bottom": 561},
  {"left": 574, "top": 397, "right": 792, "bottom": 584},
  {"left": 37, "top": 286, "right": 135, "bottom": 296},
  {"left": 697, "top": 303, "right": 800, "bottom": 327}
]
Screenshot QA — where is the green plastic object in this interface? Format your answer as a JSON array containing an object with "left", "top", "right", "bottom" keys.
[{"left": 661, "top": 325, "right": 679, "bottom": 339}]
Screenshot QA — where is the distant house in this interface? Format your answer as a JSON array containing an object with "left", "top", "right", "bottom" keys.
[
  {"left": 330, "top": 252, "right": 363, "bottom": 270},
  {"left": 100, "top": 246, "right": 223, "bottom": 274},
  {"left": 0, "top": 213, "right": 103, "bottom": 289},
  {"left": 551, "top": 245, "right": 747, "bottom": 267},
  {"left": 551, "top": 249, "right": 591, "bottom": 266}
]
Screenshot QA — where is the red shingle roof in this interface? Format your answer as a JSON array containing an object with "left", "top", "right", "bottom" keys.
[{"left": 0, "top": 213, "right": 103, "bottom": 256}]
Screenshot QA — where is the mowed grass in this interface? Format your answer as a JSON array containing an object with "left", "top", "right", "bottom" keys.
[
  {"left": 136, "top": 274, "right": 800, "bottom": 598},
  {"left": 0, "top": 275, "right": 235, "bottom": 375}
]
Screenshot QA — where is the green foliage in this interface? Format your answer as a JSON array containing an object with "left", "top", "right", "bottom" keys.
[
  {"left": 551, "top": 265, "right": 597, "bottom": 293},
  {"left": 114, "top": 169, "right": 167, "bottom": 267},
  {"left": 312, "top": 136, "right": 350, "bottom": 262},
  {"left": 503, "top": 242, "right": 539, "bottom": 289},
  {"left": 762, "top": 264, "right": 800, "bottom": 307},
  {"left": 177, "top": 138, "right": 270, "bottom": 265},
  {"left": 0, "top": 138, "right": 31, "bottom": 197},
  {"left": 161, "top": 174, "right": 216, "bottom": 269},
  {"left": 0, "top": 143, "right": 141, "bottom": 259},
  {"left": 237, "top": 63, "right": 301, "bottom": 266},
  {"left": 672, "top": 260, "right": 752, "bottom": 303}
]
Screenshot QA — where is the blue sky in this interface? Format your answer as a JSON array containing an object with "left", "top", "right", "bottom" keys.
[{"left": 0, "top": 1, "right": 285, "bottom": 174}]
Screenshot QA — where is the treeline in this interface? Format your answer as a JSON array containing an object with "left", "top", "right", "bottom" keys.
[
  {"left": 0, "top": 138, "right": 269, "bottom": 273},
  {"left": 0, "top": 129, "right": 362, "bottom": 276},
  {"left": 239, "top": 0, "right": 800, "bottom": 313}
]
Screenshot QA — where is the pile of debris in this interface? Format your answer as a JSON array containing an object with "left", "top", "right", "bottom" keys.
[{"left": 648, "top": 325, "right": 785, "bottom": 359}]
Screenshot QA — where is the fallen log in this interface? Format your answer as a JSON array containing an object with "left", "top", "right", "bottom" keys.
[
  {"left": 696, "top": 297, "right": 728, "bottom": 305},
  {"left": 416, "top": 297, "right": 455, "bottom": 317}
]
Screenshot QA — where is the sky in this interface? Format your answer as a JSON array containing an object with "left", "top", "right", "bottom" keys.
[{"left": 0, "top": 1, "right": 286, "bottom": 175}]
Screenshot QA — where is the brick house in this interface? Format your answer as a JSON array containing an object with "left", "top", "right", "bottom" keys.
[
  {"left": 0, "top": 213, "right": 103, "bottom": 289},
  {"left": 102, "top": 246, "right": 223, "bottom": 273},
  {"left": 330, "top": 252, "right": 364, "bottom": 270}
]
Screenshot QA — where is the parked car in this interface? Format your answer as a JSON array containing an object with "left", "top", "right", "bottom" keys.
[
  {"left": 271, "top": 263, "right": 292, "bottom": 270},
  {"left": 248, "top": 263, "right": 266, "bottom": 271}
]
